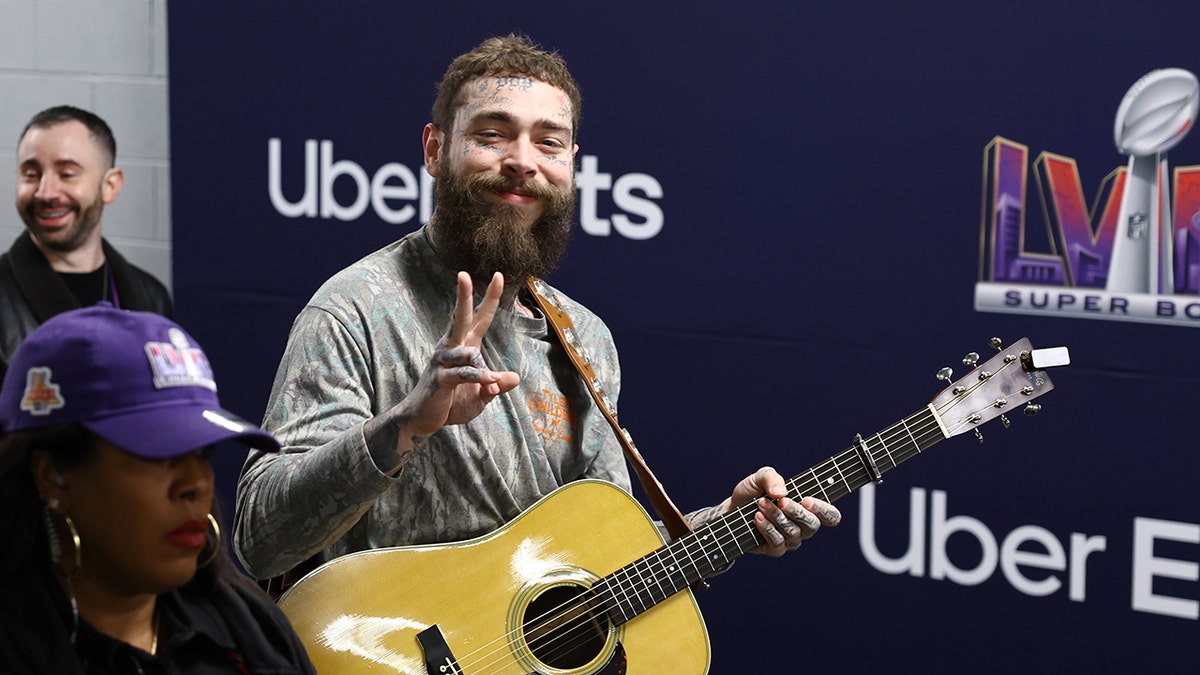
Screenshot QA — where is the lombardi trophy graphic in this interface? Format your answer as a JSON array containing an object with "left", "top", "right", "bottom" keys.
[{"left": 1107, "top": 68, "right": 1200, "bottom": 294}]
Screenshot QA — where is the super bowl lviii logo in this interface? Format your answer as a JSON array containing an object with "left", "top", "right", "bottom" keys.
[{"left": 976, "top": 68, "right": 1200, "bottom": 327}]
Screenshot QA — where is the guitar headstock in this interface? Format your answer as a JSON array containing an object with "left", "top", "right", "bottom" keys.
[{"left": 930, "top": 337, "right": 1069, "bottom": 441}]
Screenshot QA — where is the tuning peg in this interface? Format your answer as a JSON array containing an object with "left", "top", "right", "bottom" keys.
[
  {"left": 974, "top": 428, "right": 984, "bottom": 443},
  {"left": 1023, "top": 403, "right": 1042, "bottom": 416},
  {"left": 962, "top": 352, "right": 980, "bottom": 367},
  {"left": 1000, "top": 414, "right": 1011, "bottom": 428},
  {"left": 936, "top": 367, "right": 953, "bottom": 383},
  {"left": 989, "top": 337, "right": 1003, "bottom": 351}
]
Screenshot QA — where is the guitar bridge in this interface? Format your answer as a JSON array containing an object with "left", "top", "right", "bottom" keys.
[{"left": 417, "top": 625, "right": 463, "bottom": 674}]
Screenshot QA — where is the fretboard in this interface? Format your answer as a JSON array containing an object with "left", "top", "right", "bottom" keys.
[{"left": 594, "top": 405, "right": 945, "bottom": 626}]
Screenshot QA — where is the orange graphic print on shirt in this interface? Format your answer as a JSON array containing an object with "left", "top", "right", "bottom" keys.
[{"left": 528, "top": 388, "right": 576, "bottom": 444}]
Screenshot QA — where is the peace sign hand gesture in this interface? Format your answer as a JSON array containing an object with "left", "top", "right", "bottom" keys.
[{"left": 365, "top": 271, "right": 521, "bottom": 473}]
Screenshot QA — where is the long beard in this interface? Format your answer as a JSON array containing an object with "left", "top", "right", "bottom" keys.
[{"left": 431, "top": 166, "right": 575, "bottom": 288}]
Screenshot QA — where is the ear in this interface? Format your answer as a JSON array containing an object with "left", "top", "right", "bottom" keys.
[
  {"left": 422, "top": 123, "right": 445, "bottom": 178},
  {"left": 101, "top": 167, "right": 124, "bottom": 205},
  {"left": 30, "top": 450, "right": 69, "bottom": 512}
]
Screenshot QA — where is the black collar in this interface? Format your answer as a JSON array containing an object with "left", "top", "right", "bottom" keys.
[{"left": 6, "top": 231, "right": 157, "bottom": 320}]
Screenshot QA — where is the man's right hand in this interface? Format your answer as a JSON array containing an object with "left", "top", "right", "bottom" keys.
[{"left": 364, "top": 271, "right": 520, "bottom": 473}]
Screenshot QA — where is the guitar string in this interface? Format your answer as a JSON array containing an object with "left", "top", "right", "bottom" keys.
[
  {"left": 453, "top": 364, "right": 1021, "bottom": 673},
  {"left": 454, "top": 413, "right": 949, "bottom": 675},
  {"left": 461, "top": 410, "right": 970, "bottom": 674},
  {"left": 456, "top": 411, "right": 955, "bottom": 675}
]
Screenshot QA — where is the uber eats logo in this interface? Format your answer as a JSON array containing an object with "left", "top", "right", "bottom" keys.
[{"left": 267, "top": 138, "right": 666, "bottom": 239}]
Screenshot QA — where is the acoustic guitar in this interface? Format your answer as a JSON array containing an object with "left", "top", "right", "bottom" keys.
[{"left": 278, "top": 337, "right": 1067, "bottom": 674}]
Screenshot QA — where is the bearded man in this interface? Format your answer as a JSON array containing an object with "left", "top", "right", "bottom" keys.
[
  {"left": 0, "top": 106, "right": 172, "bottom": 380},
  {"left": 234, "top": 35, "right": 839, "bottom": 590}
]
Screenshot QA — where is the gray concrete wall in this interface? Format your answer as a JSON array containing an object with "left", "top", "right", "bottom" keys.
[{"left": 0, "top": 0, "right": 172, "bottom": 290}]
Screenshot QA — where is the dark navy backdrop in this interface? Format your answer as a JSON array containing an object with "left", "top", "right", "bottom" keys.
[{"left": 169, "top": 2, "right": 1199, "bottom": 671}]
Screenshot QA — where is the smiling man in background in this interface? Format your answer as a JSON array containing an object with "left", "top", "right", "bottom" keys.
[{"left": 0, "top": 105, "right": 173, "bottom": 380}]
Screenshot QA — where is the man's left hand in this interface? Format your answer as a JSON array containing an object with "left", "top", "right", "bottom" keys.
[{"left": 726, "top": 466, "right": 842, "bottom": 557}]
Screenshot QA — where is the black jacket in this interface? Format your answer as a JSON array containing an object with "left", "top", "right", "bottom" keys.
[{"left": 0, "top": 232, "right": 173, "bottom": 382}]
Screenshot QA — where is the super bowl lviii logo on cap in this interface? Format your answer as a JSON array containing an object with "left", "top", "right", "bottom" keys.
[
  {"left": 20, "top": 367, "right": 65, "bottom": 416},
  {"left": 145, "top": 327, "right": 218, "bottom": 391}
]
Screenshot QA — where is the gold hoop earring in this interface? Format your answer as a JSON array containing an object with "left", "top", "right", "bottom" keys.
[
  {"left": 197, "top": 513, "right": 222, "bottom": 568},
  {"left": 44, "top": 505, "right": 82, "bottom": 575},
  {"left": 63, "top": 514, "right": 81, "bottom": 572}
]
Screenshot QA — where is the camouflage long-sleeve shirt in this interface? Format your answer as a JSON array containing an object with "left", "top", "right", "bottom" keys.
[{"left": 233, "top": 227, "right": 630, "bottom": 579}]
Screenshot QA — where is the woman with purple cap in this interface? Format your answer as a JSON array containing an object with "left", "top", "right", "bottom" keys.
[{"left": 0, "top": 304, "right": 314, "bottom": 673}]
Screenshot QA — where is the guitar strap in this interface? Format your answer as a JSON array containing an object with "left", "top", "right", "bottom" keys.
[{"left": 524, "top": 277, "right": 693, "bottom": 540}]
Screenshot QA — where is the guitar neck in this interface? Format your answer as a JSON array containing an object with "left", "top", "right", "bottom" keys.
[{"left": 596, "top": 405, "right": 944, "bottom": 626}]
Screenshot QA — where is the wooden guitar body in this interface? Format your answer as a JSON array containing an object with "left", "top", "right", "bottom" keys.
[{"left": 279, "top": 480, "right": 711, "bottom": 674}]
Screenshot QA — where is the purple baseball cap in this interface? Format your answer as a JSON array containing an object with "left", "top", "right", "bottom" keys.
[{"left": 0, "top": 304, "right": 279, "bottom": 457}]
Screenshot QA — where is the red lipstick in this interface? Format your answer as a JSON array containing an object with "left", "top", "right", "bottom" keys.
[{"left": 166, "top": 518, "right": 207, "bottom": 550}]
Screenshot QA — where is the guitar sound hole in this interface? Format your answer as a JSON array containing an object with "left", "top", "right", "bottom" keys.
[{"left": 522, "top": 585, "right": 609, "bottom": 669}]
